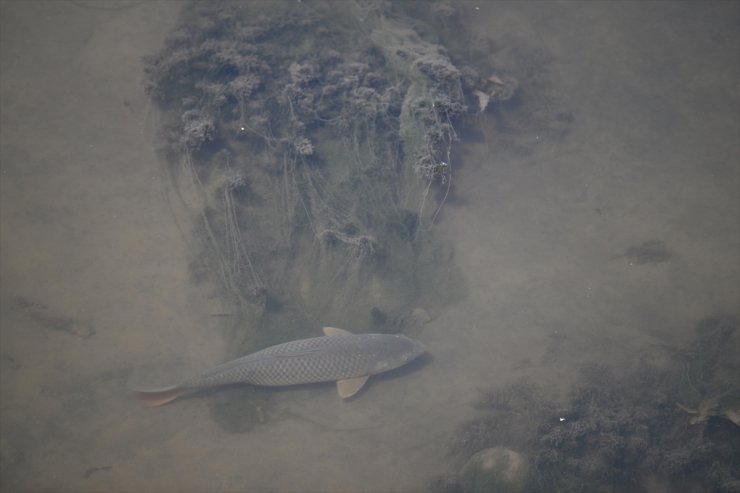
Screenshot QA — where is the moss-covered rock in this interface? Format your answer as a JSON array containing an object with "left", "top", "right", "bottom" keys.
[{"left": 460, "top": 447, "right": 528, "bottom": 493}]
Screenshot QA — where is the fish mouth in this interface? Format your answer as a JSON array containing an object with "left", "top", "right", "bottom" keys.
[
  {"left": 386, "top": 334, "right": 425, "bottom": 364},
  {"left": 406, "top": 339, "right": 426, "bottom": 361}
]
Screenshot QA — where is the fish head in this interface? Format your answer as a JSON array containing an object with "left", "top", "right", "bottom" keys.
[
  {"left": 398, "top": 335, "right": 426, "bottom": 361},
  {"left": 370, "top": 334, "right": 425, "bottom": 373}
]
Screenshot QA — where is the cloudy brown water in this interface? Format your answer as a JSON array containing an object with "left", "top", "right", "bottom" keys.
[{"left": 1, "top": 1, "right": 737, "bottom": 492}]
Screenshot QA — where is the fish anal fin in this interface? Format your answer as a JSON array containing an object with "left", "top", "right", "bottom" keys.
[
  {"left": 134, "top": 388, "right": 189, "bottom": 407},
  {"left": 323, "top": 326, "right": 352, "bottom": 337},
  {"left": 337, "top": 375, "right": 369, "bottom": 399}
]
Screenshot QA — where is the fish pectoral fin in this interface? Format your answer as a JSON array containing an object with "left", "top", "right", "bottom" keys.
[
  {"left": 323, "top": 326, "right": 353, "bottom": 337},
  {"left": 337, "top": 375, "right": 369, "bottom": 399}
]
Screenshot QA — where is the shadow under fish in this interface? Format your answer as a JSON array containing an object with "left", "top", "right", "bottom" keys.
[{"left": 131, "top": 327, "right": 425, "bottom": 406}]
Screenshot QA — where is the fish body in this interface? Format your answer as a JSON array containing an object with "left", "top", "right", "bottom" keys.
[{"left": 133, "top": 327, "right": 424, "bottom": 406}]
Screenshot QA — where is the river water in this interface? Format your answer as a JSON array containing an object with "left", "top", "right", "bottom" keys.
[{"left": 1, "top": 1, "right": 737, "bottom": 492}]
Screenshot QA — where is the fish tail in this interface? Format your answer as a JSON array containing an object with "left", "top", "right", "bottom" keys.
[{"left": 133, "top": 385, "right": 190, "bottom": 407}]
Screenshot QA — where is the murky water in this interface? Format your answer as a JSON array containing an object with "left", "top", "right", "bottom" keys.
[{"left": 1, "top": 2, "right": 737, "bottom": 492}]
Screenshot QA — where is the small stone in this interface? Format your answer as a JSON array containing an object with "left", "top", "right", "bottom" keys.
[{"left": 460, "top": 446, "right": 528, "bottom": 493}]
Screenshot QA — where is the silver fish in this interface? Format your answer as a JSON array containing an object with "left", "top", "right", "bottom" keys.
[{"left": 133, "top": 327, "right": 425, "bottom": 406}]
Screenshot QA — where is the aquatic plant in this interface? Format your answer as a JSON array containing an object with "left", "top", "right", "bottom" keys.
[
  {"left": 439, "top": 315, "right": 740, "bottom": 493},
  {"left": 144, "top": 1, "right": 484, "bottom": 342}
]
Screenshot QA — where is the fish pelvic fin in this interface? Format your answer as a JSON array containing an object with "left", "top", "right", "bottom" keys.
[
  {"left": 337, "top": 375, "right": 369, "bottom": 399},
  {"left": 133, "top": 386, "right": 189, "bottom": 407}
]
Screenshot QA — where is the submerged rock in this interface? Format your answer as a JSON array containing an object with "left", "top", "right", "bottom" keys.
[{"left": 460, "top": 446, "right": 528, "bottom": 493}]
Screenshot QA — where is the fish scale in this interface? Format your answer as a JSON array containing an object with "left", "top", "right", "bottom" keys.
[
  {"left": 181, "top": 334, "right": 414, "bottom": 388},
  {"left": 133, "top": 328, "right": 425, "bottom": 406}
]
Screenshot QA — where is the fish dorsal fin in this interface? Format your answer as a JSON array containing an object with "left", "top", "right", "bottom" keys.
[
  {"left": 323, "top": 326, "right": 352, "bottom": 336},
  {"left": 337, "top": 375, "right": 369, "bottom": 399}
]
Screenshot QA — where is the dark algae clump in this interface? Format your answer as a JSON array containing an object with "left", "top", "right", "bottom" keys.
[
  {"left": 141, "top": 1, "right": 523, "bottom": 422},
  {"left": 209, "top": 386, "right": 272, "bottom": 434},
  {"left": 435, "top": 315, "right": 740, "bottom": 493},
  {"left": 142, "top": 1, "right": 501, "bottom": 348}
]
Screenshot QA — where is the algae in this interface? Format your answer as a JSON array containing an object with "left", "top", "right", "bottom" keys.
[
  {"left": 143, "top": 1, "right": 494, "bottom": 355},
  {"left": 436, "top": 315, "right": 740, "bottom": 493},
  {"left": 209, "top": 386, "right": 272, "bottom": 434}
]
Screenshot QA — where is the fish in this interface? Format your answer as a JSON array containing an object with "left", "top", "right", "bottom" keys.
[{"left": 132, "top": 326, "right": 425, "bottom": 406}]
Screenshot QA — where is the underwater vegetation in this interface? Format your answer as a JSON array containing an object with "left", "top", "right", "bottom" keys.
[
  {"left": 142, "top": 1, "right": 513, "bottom": 348},
  {"left": 433, "top": 315, "right": 740, "bottom": 493}
]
